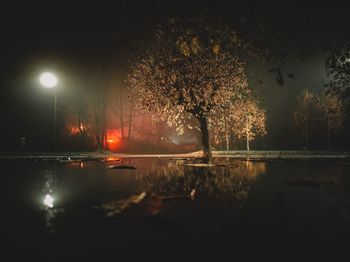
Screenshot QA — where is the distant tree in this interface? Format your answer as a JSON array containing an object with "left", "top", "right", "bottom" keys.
[
  {"left": 210, "top": 105, "right": 235, "bottom": 151},
  {"left": 293, "top": 90, "right": 322, "bottom": 148},
  {"left": 320, "top": 94, "right": 344, "bottom": 149},
  {"left": 111, "top": 84, "right": 136, "bottom": 151},
  {"left": 90, "top": 67, "right": 114, "bottom": 152},
  {"left": 63, "top": 86, "right": 91, "bottom": 138},
  {"left": 127, "top": 19, "right": 249, "bottom": 163},
  {"left": 293, "top": 90, "right": 344, "bottom": 149},
  {"left": 231, "top": 99, "right": 267, "bottom": 151},
  {"left": 210, "top": 96, "right": 266, "bottom": 151}
]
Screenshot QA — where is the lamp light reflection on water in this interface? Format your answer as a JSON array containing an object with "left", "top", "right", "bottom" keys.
[{"left": 44, "top": 194, "right": 54, "bottom": 208}]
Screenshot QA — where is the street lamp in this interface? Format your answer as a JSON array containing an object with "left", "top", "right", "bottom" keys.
[{"left": 39, "top": 72, "right": 58, "bottom": 151}]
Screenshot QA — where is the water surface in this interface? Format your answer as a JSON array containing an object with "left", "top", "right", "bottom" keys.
[{"left": 2, "top": 157, "right": 350, "bottom": 258}]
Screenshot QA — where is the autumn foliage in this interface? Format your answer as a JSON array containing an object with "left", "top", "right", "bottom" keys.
[{"left": 127, "top": 19, "right": 249, "bottom": 162}]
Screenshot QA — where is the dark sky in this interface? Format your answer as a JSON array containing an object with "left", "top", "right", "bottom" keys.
[
  {"left": 1, "top": 0, "right": 350, "bottom": 151},
  {"left": 2, "top": 0, "right": 349, "bottom": 85}
]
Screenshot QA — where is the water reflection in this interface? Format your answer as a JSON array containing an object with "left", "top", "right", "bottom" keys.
[
  {"left": 137, "top": 160, "right": 266, "bottom": 202},
  {"left": 37, "top": 159, "right": 267, "bottom": 224},
  {"left": 44, "top": 205, "right": 62, "bottom": 233},
  {"left": 64, "top": 160, "right": 85, "bottom": 169},
  {"left": 99, "top": 189, "right": 196, "bottom": 218},
  {"left": 242, "top": 160, "right": 267, "bottom": 178},
  {"left": 40, "top": 168, "right": 63, "bottom": 232},
  {"left": 8, "top": 158, "right": 350, "bottom": 242},
  {"left": 103, "top": 157, "right": 121, "bottom": 163},
  {"left": 44, "top": 194, "right": 54, "bottom": 208}
]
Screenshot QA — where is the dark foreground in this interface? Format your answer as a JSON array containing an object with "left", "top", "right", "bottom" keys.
[{"left": 2, "top": 157, "right": 350, "bottom": 259}]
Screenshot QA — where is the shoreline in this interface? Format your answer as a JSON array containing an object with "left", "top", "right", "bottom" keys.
[{"left": 1, "top": 150, "right": 350, "bottom": 160}]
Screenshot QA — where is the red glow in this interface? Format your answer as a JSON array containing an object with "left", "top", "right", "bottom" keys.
[
  {"left": 107, "top": 138, "right": 119, "bottom": 143},
  {"left": 68, "top": 124, "right": 85, "bottom": 136},
  {"left": 106, "top": 129, "right": 121, "bottom": 151},
  {"left": 70, "top": 126, "right": 80, "bottom": 135},
  {"left": 105, "top": 157, "right": 121, "bottom": 162}
]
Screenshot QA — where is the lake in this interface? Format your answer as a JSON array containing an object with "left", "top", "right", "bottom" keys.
[{"left": 2, "top": 157, "right": 350, "bottom": 258}]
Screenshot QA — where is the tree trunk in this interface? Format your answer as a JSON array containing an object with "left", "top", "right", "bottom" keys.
[
  {"left": 225, "top": 131, "right": 229, "bottom": 151},
  {"left": 101, "top": 85, "right": 108, "bottom": 151},
  {"left": 327, "top": 132, "right": 331, "bottom": 150},
  {"left": 246, "top": 132, "right": 250, "bottom": 151},
  {"left": 305, "top": 126, "right": 309, "bottom": 149},
  {"left": 246, "top": 118, "right": 250, "bottom": 151},
  {"left": 103, "top": 123, "right": 109, "bottom": 151},
  {"left": 128, "top": 98, "right": 134, "bottom": 151},
  {"left": 95, "top": 134, "right": 101, "bottom": 150},
  {"left": 198, "top": 116, "right": 212, "bottom": 163},
  {"left": 225, "top": 117, "right": 229, "bottom": 151},
  {"left": 327, "top": 116, "right": 331, "bottom": 150},
  {"left": 94, "top": 80, "right": 108, "bottom": 152},
  {"left": 119, "top": 94, "right": 125, "bottom": 140},
  {"left": 77, "top": 87, "right": 85, "bottom": 137},
  {"left": 94, "top": 104, "right": 103, "bottom": 151}
]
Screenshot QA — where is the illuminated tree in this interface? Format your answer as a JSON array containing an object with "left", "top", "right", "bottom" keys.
[
  {"left": 210, "top": 105, "right": 234, "bottom": 151},
  {"left": 320, "top": 94, "right": 344, "bottom": 149},
  {"left": 210, "top": 96, "right": 266, "bottom": 151},
  {"left": 232, "top": 99, "right": 266, "bottom": 151},
  {"left": 127, "top": 19, "right": 248, "bottom": 162}
]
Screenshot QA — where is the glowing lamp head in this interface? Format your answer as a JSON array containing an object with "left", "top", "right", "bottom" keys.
[
  {"left": 39, "top": 72, "right": 58, "bottom": 88},
  {"left": 44, "top": 194, "right": 54, "bottom": 208}
]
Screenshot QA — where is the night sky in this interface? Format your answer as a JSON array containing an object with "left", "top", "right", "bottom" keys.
[{"left": 1, "top": 0, "right": 350, "bottom": 151}]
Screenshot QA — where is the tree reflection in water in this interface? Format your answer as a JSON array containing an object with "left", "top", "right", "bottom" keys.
[
  {"left": 137, "top": 160, "right": 266, "bottom": 202},
  {"left": 39, "top": 159, "right": 266, "bottom": 224}
]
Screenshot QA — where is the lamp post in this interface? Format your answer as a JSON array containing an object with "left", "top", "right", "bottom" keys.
[{"left": 39, "top": 72, "right": 58, "bottom": 151}]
